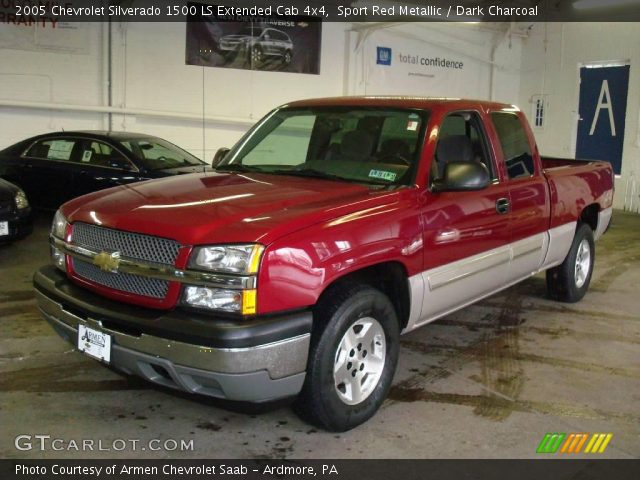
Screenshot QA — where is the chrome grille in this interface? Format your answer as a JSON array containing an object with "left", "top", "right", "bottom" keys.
[
  {"left": 71, "top": 223, "right": 181, "bottom": 300},
  {"left": 72, "top": 259, "right": 169, "bottom": 299},
  {"left": 73, "top": 223, "right": 180, "bottom": 265}
]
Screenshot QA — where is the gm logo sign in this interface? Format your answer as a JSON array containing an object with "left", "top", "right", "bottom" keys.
[{"left": 377, "top": 47, "right": 392, "bottom": 66}]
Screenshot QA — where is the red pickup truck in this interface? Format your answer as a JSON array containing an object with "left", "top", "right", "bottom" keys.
[{"left": 35, "top": 97, "right": 614, "bottom": 431}]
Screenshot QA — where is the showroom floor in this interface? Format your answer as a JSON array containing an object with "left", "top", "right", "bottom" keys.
[{"left": 1, "top": 211, "right": 638, "bottom": 459}]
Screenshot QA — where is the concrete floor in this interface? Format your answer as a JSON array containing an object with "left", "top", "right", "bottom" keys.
[{"left": 1, "top": 211, "right": 638, "bottom": 459}]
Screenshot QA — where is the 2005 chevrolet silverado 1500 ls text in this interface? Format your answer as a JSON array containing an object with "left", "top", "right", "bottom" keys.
[{"left": 34, "top": 97, "right": 614, "bottom": 431}]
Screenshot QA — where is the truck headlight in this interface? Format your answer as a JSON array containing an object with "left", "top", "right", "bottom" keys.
[
  {"left": 185, "top": 244, "right": 262, "bottom": 314},
  {"left": 50, "top": 210, "right": 69, "bottom": 272},
  {"left": 14, "top": 190, "right": 29, "bottom": 210},
  {"left": 189, "top": 244, "right": 263, "bottom": 274},
  {"left": 183, "top": 287, "right": 256, "bottom": 314},
  {"left": 51, "top": 246, "right": 66, "bottom": 271},
  {"left": 51, "top": 209, "right": 68, "bottom": 240}
]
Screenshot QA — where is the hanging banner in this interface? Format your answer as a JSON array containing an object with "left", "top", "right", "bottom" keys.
[
  {"left": 185, "top": 2, "right": 322, "bottom": 74},
  {"left": 576, "top": 65, "right": 630, "bottom": 175}
]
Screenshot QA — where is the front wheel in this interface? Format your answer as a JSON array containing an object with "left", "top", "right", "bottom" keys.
[
  {"left": 294, "top": 284, "right": 399, "bottom": 431},
  {"left": 546, "top": 223, "right": 595, "bottom": 303}
]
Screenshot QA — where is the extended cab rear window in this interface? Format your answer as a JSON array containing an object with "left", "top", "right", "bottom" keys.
[
  {"left": 490, "top": 112, "right": 535, "bottom": 179},
  {"left": 219, "top": 107, "right": 429, "bottom": 186}
]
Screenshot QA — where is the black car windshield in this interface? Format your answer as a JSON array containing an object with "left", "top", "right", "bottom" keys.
[
  {"left": 120, "top": 138, "right": 204, "bottom": 171},
  {"left": 218, "top": 107, "right": 428, "bottom": 186}
]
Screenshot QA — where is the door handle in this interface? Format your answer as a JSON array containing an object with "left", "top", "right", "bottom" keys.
[{"left": 496, "top": 198, "right": 510, "bottom": 215}]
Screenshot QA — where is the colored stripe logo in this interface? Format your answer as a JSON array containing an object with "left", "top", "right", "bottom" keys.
[{"left": 537, "top": 433, "right": 613, "bottom": 454}]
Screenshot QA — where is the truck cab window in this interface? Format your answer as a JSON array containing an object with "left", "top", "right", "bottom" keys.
[
  {"left": 223, "top": 107, "right": 428, "bottom": 186},
  {"left": 432, "top": 112, "right": 494, "bottom": 182},
  {"left": 490, "top": 112, "right": 535, "bottom": 179}
]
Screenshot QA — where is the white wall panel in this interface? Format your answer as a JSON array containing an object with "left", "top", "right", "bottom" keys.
[{"left": 518, "top": 23, "right": 640, "bottom": 212}]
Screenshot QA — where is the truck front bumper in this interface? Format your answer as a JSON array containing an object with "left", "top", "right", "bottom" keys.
[{"left": 33, "top": 266, "right": 311, "bottom": 402}]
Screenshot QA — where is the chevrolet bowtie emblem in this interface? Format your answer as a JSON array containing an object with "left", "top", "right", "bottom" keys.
[{"left": 93, "top": 251, "right": 121, "bottom": 272}]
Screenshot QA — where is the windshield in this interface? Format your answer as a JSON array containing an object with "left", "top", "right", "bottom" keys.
[
  {"left": 218, "top": 107, "right": 428, "bottom": 186},
  {"left": 120, "top": 138, "right": 204, "bottom": 171}
]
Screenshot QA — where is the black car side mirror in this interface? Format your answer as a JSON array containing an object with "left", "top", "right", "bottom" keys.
[
  {"left": 212, "top": 148, "right": 230, "bottom": 167},
  {"left": 431, "top": 162, "right": 490, "bottom": 192}
]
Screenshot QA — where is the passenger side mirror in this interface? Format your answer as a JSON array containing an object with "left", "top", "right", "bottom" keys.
[
  {"left": 212, "top": 147, "right": 230, "bottom": 167},
  {"left": 431, "top": 162, "right": 490, "bottom": 192}
]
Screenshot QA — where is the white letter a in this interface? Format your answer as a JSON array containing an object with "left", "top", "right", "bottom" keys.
[{"left": 589, "top": 79, "right": 616, "bottom": 136}]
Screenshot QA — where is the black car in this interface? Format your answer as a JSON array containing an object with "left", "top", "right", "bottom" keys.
[
  {"left": 0, "top": 131, "right": 209, "bottom": 209},
  {"left": 0, "top": 178, "right": 32, "bottom": 242}
]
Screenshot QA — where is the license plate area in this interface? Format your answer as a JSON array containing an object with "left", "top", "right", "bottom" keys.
[{"left": 77, "top": 324, "right": 111, "bottom": 363}]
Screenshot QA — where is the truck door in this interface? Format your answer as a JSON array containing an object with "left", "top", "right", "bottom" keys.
[
  {"left": 414, "top": 110, "right": 511, "bottom": 327},
  {"left": 489, "top": 111, "right": 550, "bottom": 281}
]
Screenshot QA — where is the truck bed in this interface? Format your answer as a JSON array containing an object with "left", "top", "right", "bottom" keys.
[{"left": 541, "top": 156, "right": 614, "bottom": 228}]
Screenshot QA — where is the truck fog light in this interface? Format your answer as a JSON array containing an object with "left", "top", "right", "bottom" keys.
[
  {"left": 183, "top": 286, "right": 243, "bottom": 313},
  {"left": 51, "top": 246, "right": 66, "bottom": 271}
]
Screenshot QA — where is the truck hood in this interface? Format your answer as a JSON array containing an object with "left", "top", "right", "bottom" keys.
[{"left": 62, "top": 172, "right": 402, "bottom": 246}]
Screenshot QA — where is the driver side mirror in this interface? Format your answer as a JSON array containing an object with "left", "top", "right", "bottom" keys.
[
  {"left": 212, "top": 147, "right": 230, "bottom": 167},
  {"left": 431, "top": 162, "right": 490, "bottom": 192}
]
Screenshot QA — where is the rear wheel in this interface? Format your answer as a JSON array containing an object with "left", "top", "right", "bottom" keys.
[
  {"left": 294, "top": 283, "right": 399, "bottom": 431},
  {"left": 546, "top": 223, "right": 595, "bottom": 303}
]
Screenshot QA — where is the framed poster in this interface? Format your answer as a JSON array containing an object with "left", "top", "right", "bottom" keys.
[{"left": 186, "top": 2, "right": 322, "bottom": 74}]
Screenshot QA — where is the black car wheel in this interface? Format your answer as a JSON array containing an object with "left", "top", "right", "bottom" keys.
[
  {"left": 283, "top": 50, "right": 292, "bottom": 65},
  {"left": 294, "top": 283, "right": 400, "bottom": 431}
]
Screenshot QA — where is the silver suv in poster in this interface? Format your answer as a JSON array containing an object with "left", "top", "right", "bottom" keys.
[{"left": 219, "top": 27, "right": 293, "bottom": 65}]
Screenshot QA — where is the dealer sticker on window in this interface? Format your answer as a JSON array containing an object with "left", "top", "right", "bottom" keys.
[
  {"left": 406, "top": 120, "right": 419, "bottom": 131},
  {"left": 77, "top": 324, "right": 111, "bottom": 363},
  {"left": 369, "top": 169, "right": 397, "bottom": 182}
]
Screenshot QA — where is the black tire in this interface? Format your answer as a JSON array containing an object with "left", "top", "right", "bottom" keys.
[
  {"left": 293, "top": 283, "right": 400, "bottom": 431},
  {"left": 283, "top": 50, "right": 292, "bottom": 65},
  {"left": 546, "top": 223, "right": 595, "bottom": 303}
]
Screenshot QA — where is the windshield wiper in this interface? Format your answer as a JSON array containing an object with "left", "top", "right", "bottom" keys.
[
  {"left": 268, "top": 168, "right": 359, "bottom": 183},
  {"left": 271, "top": 167, "right": 393, "bottom": 185}
]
